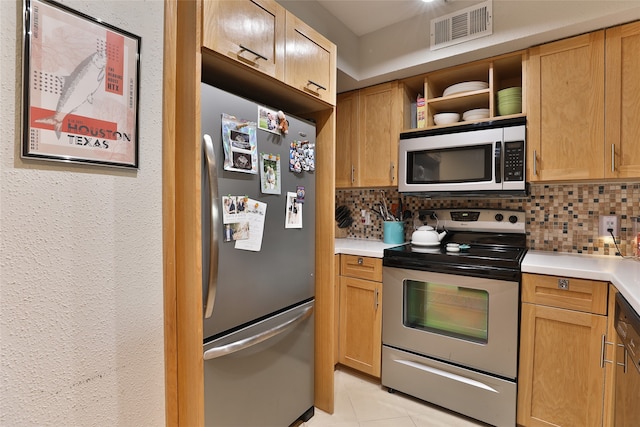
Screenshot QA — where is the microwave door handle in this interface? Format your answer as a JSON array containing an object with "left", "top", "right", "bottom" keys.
[
  {"left": 203, "top": 134, "right": 219, "bottom": 319},
  {"left": 495, "top": 141, "right": 502, "bottom": 184}
]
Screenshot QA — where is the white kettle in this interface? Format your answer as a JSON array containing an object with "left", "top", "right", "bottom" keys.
[{"left": 411, "top": 225, "right": 447, "bottom": 245}]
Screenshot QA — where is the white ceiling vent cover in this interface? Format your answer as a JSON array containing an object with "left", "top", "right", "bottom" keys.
[{"left": 430, "top": 0, "right": 493, "bottom": 50}]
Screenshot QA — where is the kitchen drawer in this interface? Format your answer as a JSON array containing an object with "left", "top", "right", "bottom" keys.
[
  {"left": 340, "top": 255, "right": 382, "bottom": 282},
  {"left": 522, "top": 273, "right": 608, "bottom": 315}
]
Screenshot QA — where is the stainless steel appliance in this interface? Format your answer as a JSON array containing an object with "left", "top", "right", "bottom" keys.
[
  {"left": 398, "top": 117, "right": 527, "bottom": 198},
  {"left": 201, "top": 83, "right": 315, "bottom": 427},
  {"left": 613, "top": 292, "right": 640, "bottom": 427},
  {"left": 382, "top": 209, "right": 527, "bottom": 427}
]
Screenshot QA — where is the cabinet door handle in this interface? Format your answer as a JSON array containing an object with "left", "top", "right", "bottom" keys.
[
  {"left": 611, "top": 144, "right": 615, "bottom": 172},
  {"left": 307, "top": 80, "right": 327, "bottom": 91},
  {"left": 374, "top": 288, "right": 379, "bottom": 310},
  {"left": 390, "top": 162, "right": 395, "bottom": 182},
  {"left": 238, "top": 44, "right": 267, "bottom": 62},
  {"left": 533, "top": 150, "right": 538, "bottom": 176},
  {"left": 601, "top": 334, "right": 616, "bottom": 367},
  {"left": 351, "top": 165, "right": 355, "bottom": 184}
]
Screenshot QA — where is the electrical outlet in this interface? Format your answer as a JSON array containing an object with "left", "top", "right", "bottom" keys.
[{"left": 599, "top": 215, "right": 619, "bottom": 237}]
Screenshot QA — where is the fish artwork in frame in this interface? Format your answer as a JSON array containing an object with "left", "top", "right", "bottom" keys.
[{"left": 21, "top": 0, "right": 141, "bottom": 168}]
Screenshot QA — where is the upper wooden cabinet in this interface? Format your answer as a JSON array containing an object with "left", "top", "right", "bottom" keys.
[
  {"left": 528, "top": 21, "right": 640, "bottom": 182},
  {"left": 336, "top": 81, "right": 402, "bottom": 188},
  {"left": 605, "top": 21, "right": 640, "bottom": 179},
  {"left": 335, "top": 91, "right": 359, "bottom": 188},
  {"left": 202, "top": 0, "right": 285, "bottom": 80},
  {"left": 202, "top": 1, "right": 336, "bottom": 106},
  {"left": 284, "top": 11, "right": 337, "bottom": 105},
  {"left": 359, "top": 82, "right": 401, "bottom": 187},
  {"left": 527, "top": 31, "right": 606, "bottom": 181}
]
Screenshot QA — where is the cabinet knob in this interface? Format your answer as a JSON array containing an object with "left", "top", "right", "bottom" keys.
[
  {"left": 357, "top": 257, "right": 364, "bottom": 265},
  {"left": 558, "top": 278, "right": 569, "bottom": 290}
]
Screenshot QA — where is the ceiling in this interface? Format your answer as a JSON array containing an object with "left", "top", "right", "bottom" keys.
[
  {"left": 284, "top": 0, "right": 640, "bottom": 92},
  {"left": 316, "top": 0, "right": 478, "bottom": 37}
]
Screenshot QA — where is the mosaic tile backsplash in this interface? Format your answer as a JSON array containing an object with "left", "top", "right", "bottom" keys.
[{"left": 336, "top": 182, "right": 640, "bottom": 257}]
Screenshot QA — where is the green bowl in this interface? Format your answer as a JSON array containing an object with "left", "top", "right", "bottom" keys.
[
  {"left": 497, "top": 87, "right": 522, "bottom": 97},
  {"left": 497, "top": 102, "right": 522, "bottom": 115}
]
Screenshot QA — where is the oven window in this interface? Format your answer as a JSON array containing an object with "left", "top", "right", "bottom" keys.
[
  {"left": 407, "top": 144, "right": 492, "bottom": 184},
  {"left": 404, "top": 280, "right": 489, "bottom": 343}
]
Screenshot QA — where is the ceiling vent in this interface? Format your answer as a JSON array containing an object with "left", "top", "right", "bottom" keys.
[{"left": 430, "top": 0, "right": 493, "bottom": 50}]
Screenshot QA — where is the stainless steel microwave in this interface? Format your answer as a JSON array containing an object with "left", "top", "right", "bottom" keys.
[{"left": 398, "top": 117, "right": 527, "bottom": 198}]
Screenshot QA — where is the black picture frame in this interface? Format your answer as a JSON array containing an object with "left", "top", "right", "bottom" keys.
[{"left": 21, "top": 0, "right": 141, "bottom": 169}]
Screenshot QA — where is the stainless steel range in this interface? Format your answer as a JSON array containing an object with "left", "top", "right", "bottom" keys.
[{"left": 381, "top": 208, "right": 527, "bottom": 427}]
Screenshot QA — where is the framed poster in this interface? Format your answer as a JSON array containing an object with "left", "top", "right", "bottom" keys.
[{"left": 21, "top": 0, "right": 141, "bottom": 168}]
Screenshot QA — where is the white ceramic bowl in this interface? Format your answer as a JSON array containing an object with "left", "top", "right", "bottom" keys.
[{"left": 433, "top": 112, "right": 460, "bottom": 126}]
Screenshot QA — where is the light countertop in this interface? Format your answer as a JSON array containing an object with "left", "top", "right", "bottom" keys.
[
  {"left": 335, "top": 238, "right": 640, "bottom": 313},
  {"left": 334, "top": 238, "right": 407, "bottom": 258}
]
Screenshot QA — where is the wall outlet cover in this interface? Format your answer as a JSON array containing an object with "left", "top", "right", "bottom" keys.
[{"left": 599, "top": 215, "right": 619, "bottom": 237}]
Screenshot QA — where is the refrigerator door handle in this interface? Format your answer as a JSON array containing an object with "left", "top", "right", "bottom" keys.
[
  {"left": 203, "top": 134, "right": 220, "bottom": 319},
  {"left": 203, "top": 305, "right": 313, "bottom": 360}
]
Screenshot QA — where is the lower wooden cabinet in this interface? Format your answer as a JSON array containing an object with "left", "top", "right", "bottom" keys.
[
  {"left": 517, "top": 274, "right": 611, "bottom": 427},
  {"left": 337, "top": 255, "right": 383, "bottom": 377}
]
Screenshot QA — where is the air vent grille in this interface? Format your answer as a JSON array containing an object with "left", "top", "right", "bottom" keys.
[{"left": 431, "top": 0, "right": 492, "bottom": 50}]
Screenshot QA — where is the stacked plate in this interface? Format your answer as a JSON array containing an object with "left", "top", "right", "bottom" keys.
[
  {"left": 443, "top": 81, "right": 489, "bottom": 97},
  {"left": 496, "top": 87, "right": 522, "bottom": 115},
  {"left": 462, "top": 108, "right": 490, "bottom": 121}
]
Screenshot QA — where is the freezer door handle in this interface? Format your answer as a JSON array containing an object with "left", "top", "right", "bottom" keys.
[
  {"left": 203, "top": 305, "right": 313, "bottom": 360},
  {"left": 203, "top": 134, "right": 220, "bottom": 319}
]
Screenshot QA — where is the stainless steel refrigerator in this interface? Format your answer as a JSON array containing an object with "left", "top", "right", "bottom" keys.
[{"left": 200, "top": 82, "right": 315, "bottom": 427}]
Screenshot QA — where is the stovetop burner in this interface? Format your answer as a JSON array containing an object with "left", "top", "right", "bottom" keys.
[{"left": 383, "top": 209, "right": 528, "bottom": 281}]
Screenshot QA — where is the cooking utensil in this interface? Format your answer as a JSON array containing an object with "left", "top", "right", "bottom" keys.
[
  {"left": 335, "top": 205, "right": 351, "bottom": 222},
  {"left": 371, "top": 208, "right": 385, "bottom": 220},
  {"left": 338, "top": 216, "right": 353, "bottom": 228},
  {"left": 335, "top": 205, "right": 353, "bottom": 228},
  {"left": 379, "top": 190, "right": 397, "bottom": 221}
]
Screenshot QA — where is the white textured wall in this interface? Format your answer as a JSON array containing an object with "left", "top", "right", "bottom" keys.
[{"left": 1, "top": 1, "right": 165, "bottom": 426}]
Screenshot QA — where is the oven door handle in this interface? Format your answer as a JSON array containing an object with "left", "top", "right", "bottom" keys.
[{"left": 395, "top": 359, "right": 499, "bottom": 393}]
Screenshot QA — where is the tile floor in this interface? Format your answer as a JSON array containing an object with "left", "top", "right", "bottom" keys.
[{"left": 300, "top": 367, "right": 488, "bottom": 427}]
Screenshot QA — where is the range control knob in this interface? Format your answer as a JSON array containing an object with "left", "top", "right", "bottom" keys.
[
  {"left": 495, "top": 213, "right": 504, "bottom": 222},
  {"left": 509, "top": 215, "right": 518, "bottom": 224}
]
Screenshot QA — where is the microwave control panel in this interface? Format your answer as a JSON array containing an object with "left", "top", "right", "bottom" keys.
[{"left": 503, "top": 140, "right": 525, "bottom": 181}]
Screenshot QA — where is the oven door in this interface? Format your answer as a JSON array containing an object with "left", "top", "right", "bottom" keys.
[
  {"left": 399, "top": 131, "right": 501, "bottom": 193},
  {"left": 383, "top": 266, "right": 519, "bottom": 379}
]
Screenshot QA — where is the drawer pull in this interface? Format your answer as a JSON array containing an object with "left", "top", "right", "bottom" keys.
[
  {"left": 357, "top": 257, "right": 364, "bottom": 265},
  {"left": 557, "top": 278, "right": 569, "bottom": 290},
  {"left": 307, "top": 79, "right": 327, "bottom": 91},
  {"left": 238, "top": 44, "right": 267, "bottom": 62}
]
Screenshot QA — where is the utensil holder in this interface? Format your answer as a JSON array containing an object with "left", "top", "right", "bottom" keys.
[{"left": 383, "top": 221, "right": 405, "bottom": 244}]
